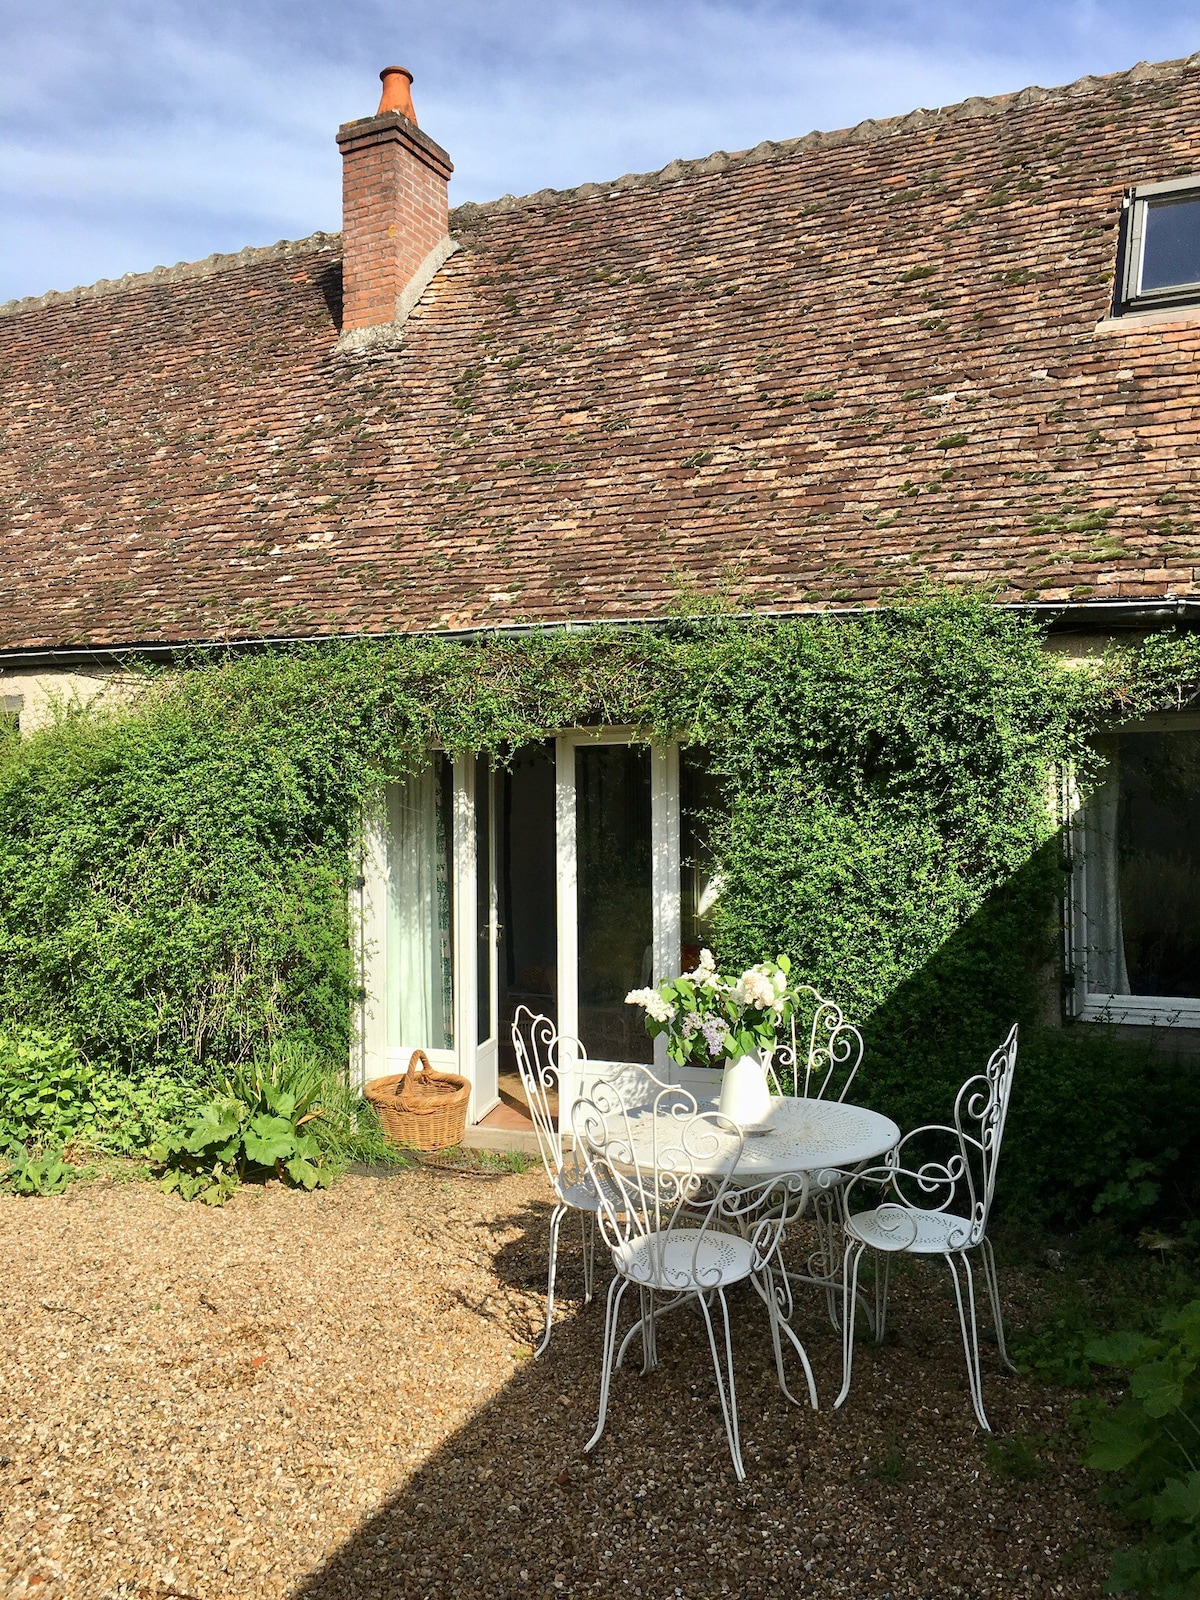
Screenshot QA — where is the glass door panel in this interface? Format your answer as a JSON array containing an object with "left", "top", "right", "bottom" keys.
[
  {"left": 472, "top": 754, "right": 499, "bottom": 1112},
  {"left": 385, "top": 754, "right": 454, "bottom": 1055},
  {"left": 680, "top": 747, "right": 725, "bottom": 970},
  {"left": 499, "top": 742, "right": 558, "bottom": 1046},
  {"left": 575, "top": 743, "right": 654, "bottom": 1064}
]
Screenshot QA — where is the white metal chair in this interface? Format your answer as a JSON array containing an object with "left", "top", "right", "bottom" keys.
[
  {"left": 834, "top": 1022, "right": 1020, "bottom": 1430},
  {"left": 572, "top": 1075, "right": 816, "bottom": 1481},
  {"left": 772, "top": 985, "right": 865, "bottom": 1103},
  {"left": 771, "top": 986, "right": 867, "bottom": 1323},
  {"left": 511, "top": 1005, "right": 603, "bottom": 1357}
]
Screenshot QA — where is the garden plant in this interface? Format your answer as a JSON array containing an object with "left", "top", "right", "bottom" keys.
[{"left": 2, "top": 597, "right": 1200, "bottom": 1585}]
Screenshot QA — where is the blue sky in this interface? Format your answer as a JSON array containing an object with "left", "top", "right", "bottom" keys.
[{"left": 3, "top": 0, "right": 1198, "bottom": 302}]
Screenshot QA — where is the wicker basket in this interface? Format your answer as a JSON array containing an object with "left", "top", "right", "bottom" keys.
[{"left": 364, "top": 1050, "right": 471, "bottom": 1152}]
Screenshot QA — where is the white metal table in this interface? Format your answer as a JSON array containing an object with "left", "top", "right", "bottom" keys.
[
  {"left": 613, "top": 1095, "right": 901, "bottom": 1398},
  {"left": 709, "top": 1095, "right": 899, "bottom": 1180},
  {"left": 617, "top": 1093, "right": 899, "bottom": 1181}
]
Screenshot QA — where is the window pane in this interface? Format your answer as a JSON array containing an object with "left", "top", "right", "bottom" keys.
[
  {"left": 499, "top": 741, "right": 557, "bottom": 1039},
  {"left": 1117, "top": 730, "right": 1200, "bottom": 998},
  {"left": 576, "top": 744, "right": 653, "bottom": 1063},
  {"left": 475, "top": 754, "right": 492, "bottom": 1046},
  {"left": 681, "top": 747, "right": 726, "bottom": 969},
  {"left": 385, "top": 754, "right": 454, "bottom": 1050},
  {"left": 1141, "top": 196, "right": 1200, "bottom": 293}
]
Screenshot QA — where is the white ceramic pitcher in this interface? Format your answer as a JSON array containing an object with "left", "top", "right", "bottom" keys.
[{"left": 717, "top": 1051, "right": 772, "bottom": 1127}]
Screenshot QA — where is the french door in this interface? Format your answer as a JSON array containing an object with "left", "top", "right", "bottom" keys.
[
  {"left": 555, "top": 732, "right": 678, "bottom": 1076},
  {"left": 359, "top": 737, "right": 721, "bottom": 1118}
]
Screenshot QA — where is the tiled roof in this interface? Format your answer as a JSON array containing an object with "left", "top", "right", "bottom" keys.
[{"left": 5, "top": 55, "right": 1200, "bottom": 652}]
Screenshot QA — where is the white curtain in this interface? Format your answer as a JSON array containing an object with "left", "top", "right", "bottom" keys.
[
  {"left": 1083, "top": 771, "right": 1131, "bottom": 996},
  {"left": 386, "top": 769, "right": 453, "bottom": 1050}
]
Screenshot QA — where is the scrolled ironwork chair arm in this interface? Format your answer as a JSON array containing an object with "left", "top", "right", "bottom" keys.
[
  {"left": 838, "top": 1162, "right": 897, "bottom": 1212},
  {"left": 842, "top": 1144, "right": 969, "bottom": 1230}
]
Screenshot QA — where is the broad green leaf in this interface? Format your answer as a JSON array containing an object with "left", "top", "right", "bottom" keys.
[
  {"left": 262, "top": 1084, "right": 297, "bottom": 1120},
  {"left": 1152, "top": 1473, "right": 1200, "bottom": 1528},
  {"left": 285, "top": 1155, "right": 321, "bottom": 1189},
  {"left": 183, "top": 1100, "right": 243, "bottom": 1156},
  {"left": 243, "top": 1113, "right": 299, "bottom": 1166},
  {"left": 291, "top": 1130, "right": 321, "bottom": 1161},
  {"left": 1087, "top": 1408, "right": 1155, "bottom": 1473},
  {"left": 1132, "top": 1356, "right": 1195, "bottom": 1418},
  {"left": 1088, "top": 1332, "right": 1161, "bottom": 1370}
]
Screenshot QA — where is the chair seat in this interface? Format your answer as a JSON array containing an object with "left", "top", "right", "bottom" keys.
[
  {"left": 556, "top": 1172, "right": 605, "bottom": 1212},
  {"left": 613, "top": 1228, "right": 756, "bottom": 1292},
  {"left": 847, "top": 1205, "right": 978, "bottom": 1255}
]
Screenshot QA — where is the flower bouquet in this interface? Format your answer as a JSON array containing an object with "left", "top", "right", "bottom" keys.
[{"left": 626, "top": 952, "right": 800, "bottom": 1125}]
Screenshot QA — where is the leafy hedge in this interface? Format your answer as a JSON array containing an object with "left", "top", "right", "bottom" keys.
[{"left": 1, "top": 600, "right": 1198, "bottom": 1222}]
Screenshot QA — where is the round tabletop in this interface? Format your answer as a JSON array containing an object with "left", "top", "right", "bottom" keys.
[
  {"left": 722, "top": 1097, "right": 900, "bottom": 1181},
  {"left": 622, "top": 1096, "right": 900, "bottom": 1183}
]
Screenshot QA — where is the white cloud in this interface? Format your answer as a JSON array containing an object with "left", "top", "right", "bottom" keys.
[{"left": 3, "top": 0, "right": 1199, "bottom": 299}]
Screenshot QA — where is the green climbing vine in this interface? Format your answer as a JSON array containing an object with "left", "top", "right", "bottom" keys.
[{"left": 1, "top": 597, "right": 1198, "bottom": 1220}]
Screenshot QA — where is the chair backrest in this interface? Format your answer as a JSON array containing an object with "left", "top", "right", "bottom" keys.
[
  {"left": 572, "top": 1075, "right": 748, "bottom": 1291},
  {"left": 954, "top": 1020, "right": 1020, "bottom": 1236},
  {"left": 510, "top": 1006, "right": 585, "bottom": 1184},
  {"left": 879, "top": 1022, "right": 1019, "bottom": 1249},
  {"left": 774, "top": 985, "right": 864, "bottom": 1101}
]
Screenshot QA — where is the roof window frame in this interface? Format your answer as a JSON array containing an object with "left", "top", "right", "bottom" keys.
[{"left": 1118, "top": 174, "right": 1200, "bottom": 315}]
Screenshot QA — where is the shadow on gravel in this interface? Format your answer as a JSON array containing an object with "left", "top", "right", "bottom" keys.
[{"left": 288, "top": 1203, "right": 1111, "bottom": 1600}]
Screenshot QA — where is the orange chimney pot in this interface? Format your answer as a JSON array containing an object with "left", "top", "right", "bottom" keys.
[{"left": 377, "top": 65, "right": 417, "bottom": 123}]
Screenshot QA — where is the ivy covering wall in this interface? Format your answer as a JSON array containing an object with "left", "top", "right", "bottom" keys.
[{"left": 1, "top": 600, "right": 1198, "bottom": 1221}]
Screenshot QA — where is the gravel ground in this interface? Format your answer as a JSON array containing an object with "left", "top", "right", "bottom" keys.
[{"left": 0, "top": 1169, "right": 1112, "bottom": 1600}]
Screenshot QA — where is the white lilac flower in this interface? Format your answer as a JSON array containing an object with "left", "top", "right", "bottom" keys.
[
  {"left": 734, "top": 967, "right": 777, "bottom": 1010},
  {"left": 684, "top": 947, "right": 721, "bottom": 989},
  {"left": 701, "top": 1017, "right": 727, "bottom": 1057},
  {"left": 627, "top": 987, "right": 676, "bottom": 1024},
  {"left": 681, "top": 1011, "right": 702, "bottom": 1037}
]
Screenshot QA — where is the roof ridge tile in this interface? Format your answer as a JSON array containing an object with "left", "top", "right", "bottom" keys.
[
  {"left": 448, "top": 52, "right": 1200, "bottom": 227},
  {"left": 0, "top": 232, "right": 341, "bottom": 320}
]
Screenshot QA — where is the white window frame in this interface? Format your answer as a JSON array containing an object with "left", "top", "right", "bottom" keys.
[
  {"left": 555, "top": 728, "right": 680, "bottom": 1078},
  {"left": 356, "top": 733, "right": 721, "bottom": 1116},
  {"left": 353, "top": 756, "right": 466, "bottom": 1091},
  {"left": 1066, "top": 713, "right": 1200, "bottom": 1028},
  {"left": 1119, "top": 175, "right": 1200, "bottom": 314}
]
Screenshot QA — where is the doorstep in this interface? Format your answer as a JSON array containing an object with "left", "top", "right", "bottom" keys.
[
  {"left": 459, "top": 1096, "right": 567, "bottom": 1158},
  {"left": 459, "top": 1123, "right": 543, "bottom": 1157}
]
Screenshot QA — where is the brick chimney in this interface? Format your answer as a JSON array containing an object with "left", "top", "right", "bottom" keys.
[{"left": 336, "top": 67, "right": 455, "bottom": 338}]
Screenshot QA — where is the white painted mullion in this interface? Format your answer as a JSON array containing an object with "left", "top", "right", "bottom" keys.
[
  {"left": 555, "top": 736, "right": 579, "bottom": 1058},
  {"left": 488, "top": 759, "right": 500, "bottom": 1042},
  {"left": 355, "top": 802, "right": 389, "bottom": 1091},
  {"left": 651, "top": 743, "right": 681, "bottom": 1078},
  {"left": 452, "top": 755, "right": 478, "bottom": 1118}
]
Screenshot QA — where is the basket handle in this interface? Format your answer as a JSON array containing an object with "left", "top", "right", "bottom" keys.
[{"left": 405, "top": 1049, "right": 433, "bottom": 1087}]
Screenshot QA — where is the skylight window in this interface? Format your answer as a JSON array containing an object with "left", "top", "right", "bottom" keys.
[{"left": 1119, "top": 176, "right": 1200, "bottom": 312}]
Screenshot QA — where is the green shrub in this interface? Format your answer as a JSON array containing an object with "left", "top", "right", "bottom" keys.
[
  {"left": 153, "top": 1083, "right": 333, "bottom": 1206},
  {"left": 0, "top": 1028, "right": 94, "bottom": 1145},
  {"left": 0, "top": 603, "right": 1196, "bottom": 1223},
  {"left": 240, "top": 1043, "right": 405, "bottom": 1169},
  {"left": 1086, "top": 1300, "right": 1200, "bottom": 1596},
  {"left": 0, "top": 1025, "right": 199, "bottom": 1154},
  {"left": 152, "top": 1045, "right": 403, "bottom": 1204},
  {"left": 1, "top": 1142, "right": 78, "bottom": 1196}
]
